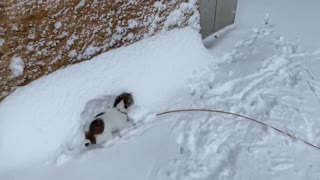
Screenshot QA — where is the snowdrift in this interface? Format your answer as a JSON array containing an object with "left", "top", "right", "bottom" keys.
[{"left": 0, "top": 28, "right": 211, "bottom": 173}]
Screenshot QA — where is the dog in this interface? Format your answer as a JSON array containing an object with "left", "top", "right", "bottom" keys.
[{"left": 84, "top": 93, "right": 135, "bottom": 146}]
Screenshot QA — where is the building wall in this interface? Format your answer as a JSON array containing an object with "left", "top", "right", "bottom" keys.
[
  {"left": 0, "top": 0, "right": 198, "bottom": 100},
  {"left": 200, "top": 0, "right": 237, "bottom": 38}
]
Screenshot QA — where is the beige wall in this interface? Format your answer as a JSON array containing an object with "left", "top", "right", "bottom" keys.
[{"left": 0, "top": 0, "right": 197, "bottom": 100}]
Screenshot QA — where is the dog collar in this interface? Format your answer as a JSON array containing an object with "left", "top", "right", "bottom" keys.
[{"left": 117, "top": 109, "right": 127, "bottom": 115}]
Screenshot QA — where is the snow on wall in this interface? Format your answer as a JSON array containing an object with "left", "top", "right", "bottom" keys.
[
  {"left": 0, "top": 0, "right": 199, "bottom": 100},
  {"left": 9, "top": 56, "right": 24, "bottom": 78},
  {"left": 0, "top": 38, "right": 4, "bottom": 46}
]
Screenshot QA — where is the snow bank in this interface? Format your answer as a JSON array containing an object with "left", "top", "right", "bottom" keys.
[{"left": 0, "top": 27, "right": 212, "bottom": 174}]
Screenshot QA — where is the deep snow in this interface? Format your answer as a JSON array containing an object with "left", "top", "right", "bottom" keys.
[
  {"left": 0, "top": 27, "right": 211, "bottom": 177},
  {"left": 1, "top": 0, "right": 320, "bottom": 179},
  {"left": 161, "top": 26, "right": 320, "bottom": 180}
]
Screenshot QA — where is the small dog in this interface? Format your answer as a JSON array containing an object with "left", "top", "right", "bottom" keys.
[{"left": 84, "top": 93, "right": 135, "bottom": 146}]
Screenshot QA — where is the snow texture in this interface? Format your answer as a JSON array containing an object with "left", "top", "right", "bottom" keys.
[
  {"left": 127, "top": 19, "right": 139, "bottom": 29},
  {"left": 1, "top": 0, "right": 320, "bottom": 179},
  {"left": 164, "top": 0, "right": 198, "bottom": 30},
  {"left": 0, "top": 39, "right": 4, "bottom": 46},
  {"left": 54, "top": 22, "right": 62, "bottom": 30},
  {"left": 9, "top": 56, "right": 24, "bottom": 78},
  {"left": 68, "top": 50, "right": 77, "bottom": 58},
  {"left": 75, "top": 0, "right": 86, "bottom": 10}
]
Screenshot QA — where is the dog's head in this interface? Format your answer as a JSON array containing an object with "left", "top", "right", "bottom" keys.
[{"left": 113, "top": 93, "right": 134, "bottom": 112}]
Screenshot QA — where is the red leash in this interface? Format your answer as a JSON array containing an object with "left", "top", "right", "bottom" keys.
[{"left": 156, "top": 108, "right": 320, "bottom": 151}]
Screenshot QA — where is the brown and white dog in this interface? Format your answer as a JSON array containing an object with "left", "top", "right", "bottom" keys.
[{"left": 84, "top": 93, "right": 135, "bottom": 146}]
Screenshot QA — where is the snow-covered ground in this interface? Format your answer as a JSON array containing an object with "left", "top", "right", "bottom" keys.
[
  {"left": 1, "top": 0, "right": 320, "bottom": 179},
  {"left": 0, "top": 28, "right": 211, "bottom": 178}
]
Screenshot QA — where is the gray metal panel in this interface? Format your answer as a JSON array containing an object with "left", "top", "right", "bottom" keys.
[
  {"left": 200, "top": 0, "right": 217, "bottom": 39},
  {"left": 214, "top": 0, "right": 237, "bottom": 32},
  {"left": 200, "top": 0, "right": 237, "bottom": 39}
]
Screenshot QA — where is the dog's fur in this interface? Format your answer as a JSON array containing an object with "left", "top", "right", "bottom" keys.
[
  {"left": 85, "top": 118, "right": 104, "bottom": 145},
  {"left": 84, "top": 93, "right": 134, "bottom": 146}
]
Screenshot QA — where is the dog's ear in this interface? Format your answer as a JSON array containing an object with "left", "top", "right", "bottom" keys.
[{"left": 113, "top": 94, "right": 123, "bottom": 108}]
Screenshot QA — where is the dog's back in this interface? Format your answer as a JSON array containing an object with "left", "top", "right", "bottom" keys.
[{"left": 85, "top": 108, "right": 133, "bottom": 146}]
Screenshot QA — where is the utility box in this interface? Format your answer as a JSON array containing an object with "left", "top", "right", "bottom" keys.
[{"left": 200, "top": 0, "right": 238, "bottom": 39}]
